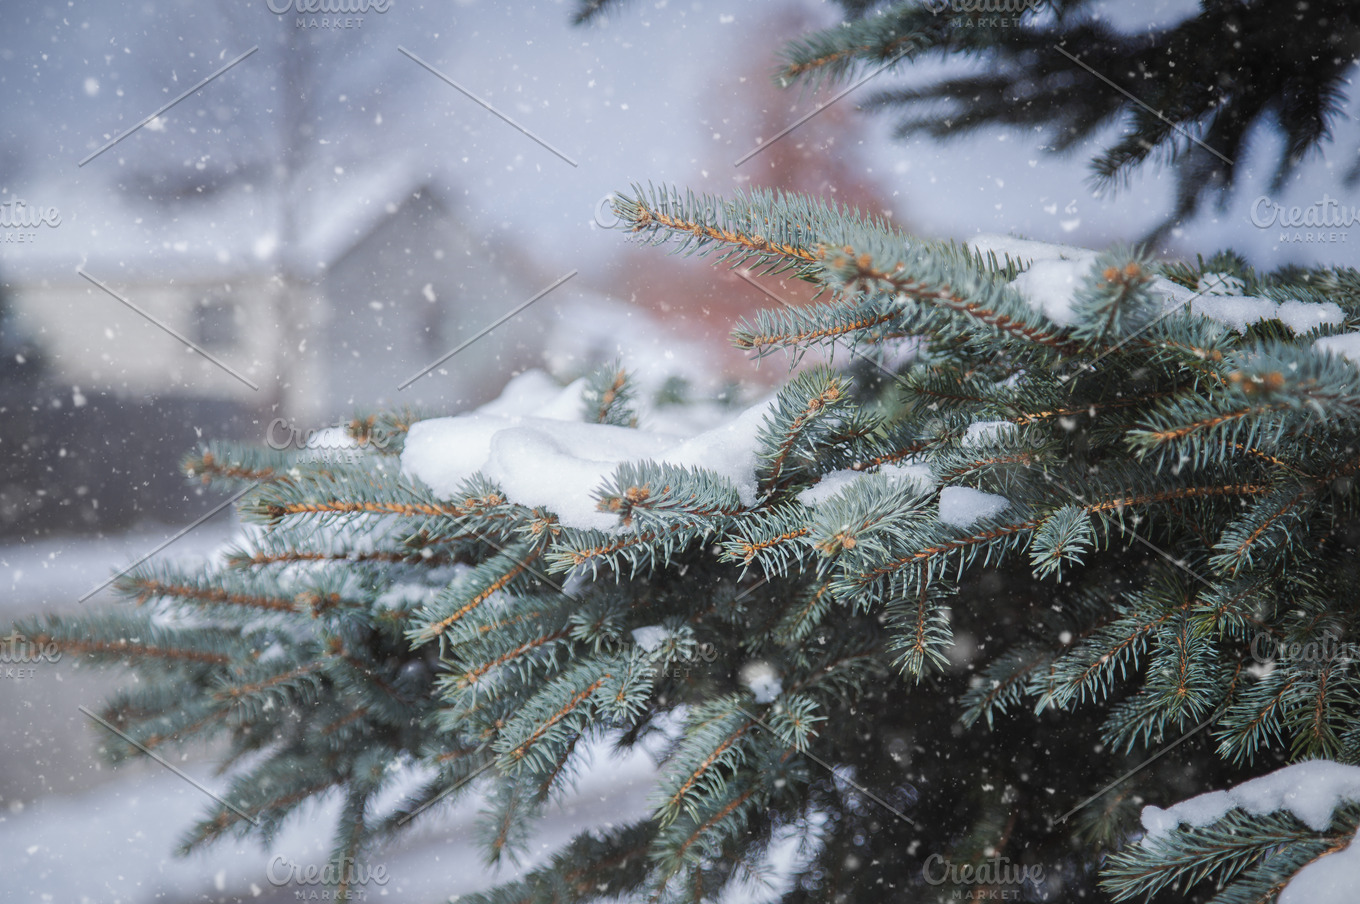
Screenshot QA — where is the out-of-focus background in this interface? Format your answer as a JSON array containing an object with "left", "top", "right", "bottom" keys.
[{"left": 1, "top": 0, "right": 1354, "bottom": 900}]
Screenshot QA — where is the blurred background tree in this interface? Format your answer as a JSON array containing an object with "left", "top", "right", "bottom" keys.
[{"left": 583, "top": 0, "right": 1360, "bottom": 246}]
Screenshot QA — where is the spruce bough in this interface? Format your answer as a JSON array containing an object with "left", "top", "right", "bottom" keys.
[{"left": 21, "top": 185, "right": 1360, "bottom": 902}]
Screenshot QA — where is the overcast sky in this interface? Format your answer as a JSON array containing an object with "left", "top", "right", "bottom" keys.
[{"left": 1, "top": 0, "right": 1355, "bottom": 290}]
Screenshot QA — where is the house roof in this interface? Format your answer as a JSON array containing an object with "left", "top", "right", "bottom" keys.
[{"left": 1, "top": 154, "right": 460, "bottom": 284}]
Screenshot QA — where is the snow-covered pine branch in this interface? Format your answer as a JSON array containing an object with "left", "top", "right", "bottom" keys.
[{"left": 19, "top": 193, "right": 1360, "bottom": 902}]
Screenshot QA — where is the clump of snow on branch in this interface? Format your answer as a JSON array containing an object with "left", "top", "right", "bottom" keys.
[
  {"left": 739, "top": 660, "right": 783, "bottom": 703},
  {"left": 970, "top": 234, "right": 1100, "bottom": 326},
  {"left": 938, "top": 486, "right": 1010, "bottom": 527},
  {"left": 797, "top": 462, "right": 934, "bottom": 508},
  {"left": 541, "top": 292, "right": 745, "bottom": 435},
  {"left": 1142, "top": 760, "right": 1360, "bottom": 840},
  {"left": 401, "top": 369, "right": 775, "bottom": 530},
  {"left": 1279, "top": 836, "right": 1360, "bottom": 904},
  {"left": 1315, "top": 333, "right": 1360, "bottom": 363},
  {"left": 969, "top": 235, "right": 1344, "bottom": 335},
  {"left": 630, "top": 625, "right": 672, "bottom": 652},
  {"left": 963, "top": 420, "right": 1016, "bottom": 447},
  {"left": 1141, "top": 761, "right": 1360, "bottom": 903}
]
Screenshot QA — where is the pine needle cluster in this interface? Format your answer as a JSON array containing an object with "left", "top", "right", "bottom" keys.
[{"left": 20, "top": 186, "right": 1360, "bottom": 902}]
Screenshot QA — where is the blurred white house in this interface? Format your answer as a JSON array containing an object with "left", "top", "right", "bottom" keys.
[{"left": 3, "top": 156, "right": 552, "bottom": 428}]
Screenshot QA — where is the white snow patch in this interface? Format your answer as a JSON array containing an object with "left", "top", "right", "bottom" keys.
[
  {"left": 402, "top": 380, "right": 775, "bottom": 529},
  {"left": 938, "top": 486, "right": 1010, "bottom": 527},
  {"left": 1141, "top": 760, "right": 1360, "bottom": 843},
  {"left": 1009, "top": 258, "right": 1094, "bottom": 326},
  {"left": 463, "top": 369, "right": 595, "bottom": 423},
  {"left": 631, "top": 625, "right": 671, "bottom": 652},
  {"left": 797, "top": 462, "right": 934, "bottom": 508},
  {"left": 375, "top": 581, "right": 447, "bottom": 610},
  {"left": 1154, "top": 276, "right": 1343, "bottom": 334},
  {"left": 969, "top": 234, "right": 1100, "bottom": 270},
  {"left": 797, "top": 469, "right": 863, "bottom": 507},
  {"left": 305, "top": 426, "right": 358, "bottom": 451},
  {"left": 534, "top": 377, "right": 593, "bottom": 421},
  {"left": 1315, "top": 333, "right": 1360, "bottom": 363},
  {"left": 969, "top": 234, "right": 1100, "bottom": 327},
  {"left": 1278, "top": 299, "right": 1345, "bottom": 334},
  {"left": 963, "top": 420, "right": 1016, "bottom": 447},
  {"left": 1197, "top": 272, "right": 1246, "bottom": 296},
  {"left": 1188, "top": 294, "right": 1280, "bottom": 332},
  {"left": 654, "top": 399, "right": 775, "bottom": 508},
  {"left": 740, "top": 660, "right": 782, "bottom": 703},
  {"left": 474, "top": 369, "right": 578, "bottom": 420},
  {"left": 0, "top": 730, "right": 659, "bottom": 903},
  {"left": 404, "top": 415, "right": 676, "bottom": 530},
  {"left": 880, "top": 462, "right": 938, "bottom": 490},
  {"left": 1279, "top": 835, "right": 1360, "bottom": 904},
  {"left": 971, "top": 237, "right": 1342, "bottom": 335}
]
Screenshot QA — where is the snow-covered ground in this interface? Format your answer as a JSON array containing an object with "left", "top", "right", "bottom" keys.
[
  {"left": 0, "top": 532, "right": 803, "bottom": 904},
  {"left": 1, "top": 729, "right": 659, "bottom": 903},
  {"left": 0, "top": 520, "right": 665, "bottom": 903},
  {"left": 1, "top": 518, "right": 241, "bottom": 615}
]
